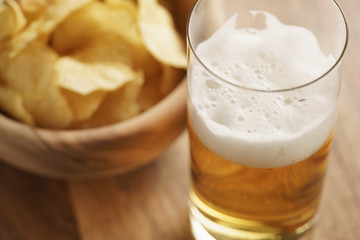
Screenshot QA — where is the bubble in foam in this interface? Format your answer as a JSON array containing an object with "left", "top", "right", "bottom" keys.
[
  {"left": 284, "top": 98, "right": 292, "bottom": 105},
  {"left": 205, "top": 79, "right": 221, "bottom": 89},
  {"left": 189, "top": 11, "right": 337, "bottom": 168}
]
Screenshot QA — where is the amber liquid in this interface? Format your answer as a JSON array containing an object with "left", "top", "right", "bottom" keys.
[{"left": 188, "top": 122, "right": 332, "bottom": 240}]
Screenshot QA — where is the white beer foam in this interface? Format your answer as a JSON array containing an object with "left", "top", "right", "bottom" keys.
[{"left": 188, "top": 12, "right": 338, "bottom": 168}]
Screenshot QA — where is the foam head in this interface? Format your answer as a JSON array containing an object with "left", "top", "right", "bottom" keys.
[{"left": 188, "top": 11, "right": 338, "bottom": 168}]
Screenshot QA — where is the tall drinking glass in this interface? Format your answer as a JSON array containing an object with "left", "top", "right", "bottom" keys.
[{"left": 186, "top": 0, "right": 348, "bottom": 239}]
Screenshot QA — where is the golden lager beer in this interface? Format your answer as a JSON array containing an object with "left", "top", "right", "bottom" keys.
[
  {"left": 186, "top": 1, "right": 347, "bottom": 239},
  {"left": 188, "top": 122, "right": 332, "bottom": 239}
]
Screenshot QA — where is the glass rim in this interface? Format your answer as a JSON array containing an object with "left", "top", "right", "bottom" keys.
[{"left": 186, "top": 0, "right": 349, "bottom": 93}]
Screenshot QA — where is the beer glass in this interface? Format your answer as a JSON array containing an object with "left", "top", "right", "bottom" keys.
[{"left": 186, "top": 0, "right": 348, "bottom": 239}]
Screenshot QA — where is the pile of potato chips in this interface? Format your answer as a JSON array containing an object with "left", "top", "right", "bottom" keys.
[{"left": 0, "top": 0, "right": 186, "bottom": 129}]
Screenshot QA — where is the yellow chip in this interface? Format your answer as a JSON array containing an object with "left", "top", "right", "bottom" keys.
[
  {"left": 159, "top": 64, "right": 184, "bottom": 95},
  {"left": 56, "top": 35, "right": 141, "bottom": 122},
  {"left": 137, "top": 62, "right": 184, "bottom": 111},
  {"left": 7, "top": 0, "right": 92, "bottom": 57},
  {"left": 0, "top": 85, "right": 34, "bottom": 125},
  {"left": 70, "top": 35, "right": 134, "bottom": 67},
  {"left": 137, "top": 56, "right": 163, "bottom": 110},
  {"left": 138, "top": 0, "right": 187, "bottom": 68},
  {"left": 56, "top": 56, "right": 139, "bottom": 95},
  {"left": 70, "top": 73, "right": 143, "bottom": 129},
  {"left": 104, "top": 0, "right": 136, "bottom": 5},
  {"left": 17, "top": 0, "right": 51, "bottom": 13},
  {"left": 0, "top": 41, "right": 73, "bottom": 129},
  {"left": 51, "top": 0, "right": 141, "bottom": 55},
  {"left": 61, "top": 89, "right": 105, "bottom": 122},
  {"left": 0, "top": 0, "right": 26, "bottom": 43}
]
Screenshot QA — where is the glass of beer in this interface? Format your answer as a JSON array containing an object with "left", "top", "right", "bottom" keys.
[{"left": 186, "top": 0, "right": 348, "bottom": 239}]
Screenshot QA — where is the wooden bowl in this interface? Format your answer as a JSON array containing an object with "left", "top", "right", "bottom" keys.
[
  {"left": 0, "top": 0, "right": 196, "bottom": 179},
  {"left": 0, "top": 79, "right": 186, "bottom": 179}
]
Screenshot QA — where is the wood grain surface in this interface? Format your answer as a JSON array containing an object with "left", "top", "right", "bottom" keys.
[{"left": 0, "top": 0, "right": 359, "bottom": 239}]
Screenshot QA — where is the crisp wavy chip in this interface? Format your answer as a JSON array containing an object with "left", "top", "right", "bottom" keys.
[
  {"left": 0, "top": 85, "right": 34, "bottom": 125},
  {"left": 0, "top": 0, "right": 26, "bottom": 42},
  {"left": 17, "top": 0, "right": 51, "bottom": 13},
  {"left": 104, "top": 0, "right": 136, "bottom": 6},
  {"left": 0, "top": 41, "right": 73, "bottom": 128},
  {"left": 70, "top": 73, "right": 143, "bottom": 129},
  {"left": 61, "top": 89, "right": 105, "bottom": 122},
  {"left": 159, "top": 64, "right": 184, "bottom": 95},
  {"left": 70, "top": 35, "right": 134, "bottom": 67},
  {"left": 56, "top": 35, "right": 141, "bottom": 122},
  {"left": 138, "top": 0, "right": 186, "bottom": 68},
  {"left": 51, "top": 1, "right": 141, "bottom": 55},
  {"left": 7, "top": 0, "right": 92, "bottom": 57},
  {"left": 56, "top": 56, "right": 139, "bottom": 95},
  {"left": 137, "top": 61, "right": 184, "bottom": 111}
]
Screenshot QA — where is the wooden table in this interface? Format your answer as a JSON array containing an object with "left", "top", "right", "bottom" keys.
[{"left": 0, "top": 0, "right": 359, "bottom": 239}]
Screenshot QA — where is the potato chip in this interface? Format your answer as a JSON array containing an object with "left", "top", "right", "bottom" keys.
[
  {"left": 0, "top": 0, "right": 27, "bottom": 42},
  {"left": 55, "top": 35, "right": 142, "bottom": 122},
  {"left": 17, "top": 0, "right": 51, "bottom": 13},
  {"left": 0, "top": 85, "right": 34, "bottom": 125},
  {"left": 7, "top": 0, "right": 92, "bottom": 57},
  {"left": 30, "top": 0, "right": 93, "bottom": 32},
  {"left": 137, "top": 56, "right": 163, "bottom": 110},
  {"left": 16, "top": 0, "right": 54, "bottom": 24},
  {"left": 137, "top": 61, "right": 183, "bottom": 111},
  {"left": 70, "top": 73, "right": 143, "bottom": 129},
  {"left": 61, "top": 89, "right": 105, "bottom": 122},
  {"left": 70, "top": 35, "right": 134, "bottom": 67},
  {"left": 138, "top": 0, "right": 187, "bottom": 68},
  {"left": 104, "top": 0, "right": 136, "bottom": 6},
  {"left": 51, "top": 1, "right": 141, "bottom": 55},
  {"left": 56, "top": 56, "right": 139, "bottom": 95},
  {"left": 0, "top": 40, "right": 73, "bottom": 129},
  {"left": 159, "top": 64, "right": 185, "bottom": 95}
]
